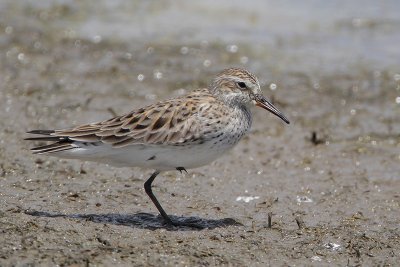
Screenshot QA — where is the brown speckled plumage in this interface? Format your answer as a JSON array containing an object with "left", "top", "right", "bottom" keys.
[
  {"left": 27, "top": 68, "right": 289, "bottom": 158},
  {"left": 26, "top": 68, "right": 289, "bottom": 226}
]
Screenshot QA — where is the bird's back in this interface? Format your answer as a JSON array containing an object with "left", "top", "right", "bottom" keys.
[{"left": 26, "top": 88, "right": 252, "bottom": 169}]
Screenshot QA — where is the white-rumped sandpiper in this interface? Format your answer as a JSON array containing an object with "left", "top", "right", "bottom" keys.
[{"left": 26, "top": 68, "right": 289, "bottom": 226}]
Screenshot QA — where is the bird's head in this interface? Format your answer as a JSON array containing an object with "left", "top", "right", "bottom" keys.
[{"left": 209, "top": 68, "right": 290, "bottom": 124}]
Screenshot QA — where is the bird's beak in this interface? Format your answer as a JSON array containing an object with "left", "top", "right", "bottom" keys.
[{"left": 254, "top": 94, "right": 290, "bottom": 124}]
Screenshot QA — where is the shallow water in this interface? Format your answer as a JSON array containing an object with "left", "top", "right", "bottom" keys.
[{"left": 0, "top": 1, "right": 399, "bottom": 266}]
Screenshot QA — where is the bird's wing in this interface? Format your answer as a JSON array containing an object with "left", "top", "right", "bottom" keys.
[{"left": 26, "top": 89, "right": 219, "bottom": 153}]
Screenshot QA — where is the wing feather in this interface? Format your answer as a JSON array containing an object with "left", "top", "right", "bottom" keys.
[{"left": 27, "top": 88, "right": 219, "bottom": 152}]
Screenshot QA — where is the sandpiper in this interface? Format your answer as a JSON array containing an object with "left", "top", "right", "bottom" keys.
[{"left": 26, "top": 68, "right": 289, "bottom": 226}]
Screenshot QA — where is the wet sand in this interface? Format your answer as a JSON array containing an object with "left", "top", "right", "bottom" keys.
[{"left": 0, "top": 1, "right": 399, "bottom": 266}]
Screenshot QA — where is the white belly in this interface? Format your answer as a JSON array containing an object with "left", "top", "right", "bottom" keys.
[{"left": 55, "top": 140, "right": 236, "bottom": 171}]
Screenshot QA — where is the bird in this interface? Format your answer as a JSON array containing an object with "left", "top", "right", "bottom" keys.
[{"left": 25, "top": 67, "right": 289, "bottom": 227}]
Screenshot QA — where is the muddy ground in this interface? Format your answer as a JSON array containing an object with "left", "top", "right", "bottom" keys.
[{"left": 0, "top": 1, "right": 399, "bottom": 266}]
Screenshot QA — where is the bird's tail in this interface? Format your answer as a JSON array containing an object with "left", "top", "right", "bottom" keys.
[{"left": 25, "top": 130, "right": 75, "bottom": 154}]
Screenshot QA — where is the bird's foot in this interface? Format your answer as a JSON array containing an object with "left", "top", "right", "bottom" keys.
[
  {"left": 176, "top": 167, "right": 188, "bottom": 174},
  {"left": 162, "top": 216, "right": 205, "bottom": 229}
]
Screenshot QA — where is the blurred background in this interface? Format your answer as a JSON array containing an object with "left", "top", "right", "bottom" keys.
[
  {"left": 1, "top": 0, "right": 399, "bottom": 135},
  {"left": 0, "top": 1, "right": 399, "bottom": 266}
]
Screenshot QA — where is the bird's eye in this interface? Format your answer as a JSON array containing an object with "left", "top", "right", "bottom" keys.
[{"left": 237, "top": 82, "right": 247, "bottom": 89}]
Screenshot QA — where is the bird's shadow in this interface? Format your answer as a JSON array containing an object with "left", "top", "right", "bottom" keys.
[{"left": 24, "top": 209, "right": 241, "bottom": 231}]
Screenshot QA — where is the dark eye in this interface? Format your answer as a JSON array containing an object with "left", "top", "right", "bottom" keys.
[{"left": 237, "top": 82, "right": 247, "bottom": 89}]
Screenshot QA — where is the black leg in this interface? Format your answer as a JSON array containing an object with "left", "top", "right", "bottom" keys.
[
  {"left": 144, "top": 169, "right": 205, "bottom": 229},
  {"left": 144, "top": 171, "right": 173, "bottom": 225}
]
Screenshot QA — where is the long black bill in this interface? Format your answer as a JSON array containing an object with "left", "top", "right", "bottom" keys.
[{"left": 254, "top": 94, "right": 290, "bottom": 124}]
